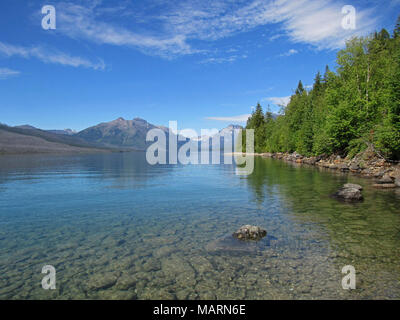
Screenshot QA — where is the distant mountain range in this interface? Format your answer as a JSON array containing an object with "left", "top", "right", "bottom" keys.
[
  {"left": 47, "top": 128, "right": 77, "bottom": 136},
  {"left": 193, "top": 124, "right": 243, "bottom": 150},
  {"left": 0, "top": 117, "right": 241, "bottom": 155},
  {"left": 0, "top": 123, "right": 108, "bottom": 155},
  {"left": 76, "top": 117, "right": 171, "bottom": 150}
]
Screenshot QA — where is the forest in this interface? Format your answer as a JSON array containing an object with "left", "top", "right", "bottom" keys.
[{"left": 243, "top": 16, "right": 400, "bottom": 161}]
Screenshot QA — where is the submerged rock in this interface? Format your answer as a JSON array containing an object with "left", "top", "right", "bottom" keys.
[
  {"left": 232, "top": 225, "right": 267, "bottom": 241},
  {"left": 343, "top": 183, "right": 363, "bottom": 190},
  {"left": 206, "top": 236, "right": 261, "bottom": 254},
  {"left": 88, "top": 272, "right": 119, "bottom": 291},
  {"left": 372, "top": 174, "right": 397, "bottom": 189},
  {"left": 376, "top": 174, "right": 394, "bottom": 184},
  {"left": 373, "top": 184, "right": 397, "bottom": 189},
  {"left": 333, "top": 185, "right": 363, "bottom": 201},
  {"left": 206, "top": 233, "right": 276, "bottom": 254}
]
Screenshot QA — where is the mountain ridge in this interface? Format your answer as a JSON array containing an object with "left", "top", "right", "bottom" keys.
[
  {"left": 1, "top": 118, "right": 243, "bottom": 154},
  {"left": 75, "top": 117, "right": 173, "bottom": 150}
]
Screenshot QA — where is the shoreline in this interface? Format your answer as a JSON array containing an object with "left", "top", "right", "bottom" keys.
[
  {"left": 0, "top": 148, "right": 144, "bottom": 156},
  {"left": 229, "top": 150, "right": 400, "bottom": 189}
]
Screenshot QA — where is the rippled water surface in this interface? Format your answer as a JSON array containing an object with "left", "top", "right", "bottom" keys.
[{"left": 0, "top": 152, "right": 399, "bottom": 299}]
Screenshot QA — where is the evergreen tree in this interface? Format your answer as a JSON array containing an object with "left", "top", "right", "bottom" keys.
[
  {"left": 245, "top": 103, "right": 266, "bottom": 153},
  {"left": 243, "top": 17, "right": 400, "bottom": 160},
  {"left": 394, "top": 15, "right": 400, "bottom": 38},
  {"left": 313, "top": 72, "right": 323, "bottom": 94},
  {"left": 295, "top": 80, "right": 305, "bottom": 95}
]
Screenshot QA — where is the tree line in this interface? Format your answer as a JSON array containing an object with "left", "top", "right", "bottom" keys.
[{"left": 243, "top": 16, "right": 400, "bottom": 160}]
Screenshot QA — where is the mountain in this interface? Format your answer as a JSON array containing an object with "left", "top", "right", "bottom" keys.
[
  {"left": 76, "top": 117, "right": 179, "bottom": 151},
  {"left": 0, "top": 124, "right": 109, "bottom": 155},
  {"left": 6, "top": 124, "right": 108, "bottom": 148},
  {"left": 14, "top": 125, "right": 38, "bottom": 130},
  {"left": 194, "top": 124, "right": 243, "bottom": 151},
  {"left": 47, "top": 129, "right": 77, "bottom": 135},
  {"left": 0, "top": 116, "right": 195, "bottom": 154},
  {"left": 219, "top": 124, "right": 243, "bottom": 135},
  {"left": 15, "top": 125, "right": 78, "bottom": 136}
]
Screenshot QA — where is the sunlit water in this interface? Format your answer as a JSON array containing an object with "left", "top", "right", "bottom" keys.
[{"left": 0, "top": 152, "right": 399, "bottom": 299}]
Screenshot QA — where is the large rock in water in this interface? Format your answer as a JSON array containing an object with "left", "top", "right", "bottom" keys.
[
  {"left": 343, "top": 183, "right": 363, "bottom": 190},
  {"left": 373, "top": 174, "right": 397, "bottom": 189},
  {"left": 232, "top": 225, "right": 267, "bottom": 241},
  {"left": 333, "top": 184, "right": 363, "bottom": 201},
  {"left": 376, "top": 174, "right": 394, "bottom": 184}
]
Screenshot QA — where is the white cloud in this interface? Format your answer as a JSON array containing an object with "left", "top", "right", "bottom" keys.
[
  {"left": 263, "top": 96, "right": 291, "bottom": 106},
  {"left": 0, "top": 68, "right": 20, "bottom": 79},
  {"left": 268, "top": 33, "right": 284, "bottom": 41},
  {"left": 0, "top": 42, "right": 105, "bottom": 70},
  {"left": 205, "top": 114, "right": 251, "bottom": 122},
  {"left": 52, "top": 0, "right": 380, "bottom": 59},
  {"left": 279, "top": 49, "right": 298, "bottom": 57},
  {"left": 156, "top": 0, "right": 378, "bottom": 50},
  {"left": 56, "top": 2, "right": 195, "bottom": 58},
  {"left": 199, "top": 54, "right": 247, "bottom": 64}
]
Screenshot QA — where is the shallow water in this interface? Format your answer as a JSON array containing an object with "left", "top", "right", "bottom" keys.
[{"left": 0, "top": 152, "right": 399, "bottom": 299}]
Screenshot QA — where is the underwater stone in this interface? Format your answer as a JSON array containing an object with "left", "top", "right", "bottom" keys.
[
  {"left": 333, "top": 185, "right": 363, "bottom": 201},
  {"left": 343, "top": 183, "right": 363, "bottom": 190},
  {"left": 88, "top": 272, "right": 119, "bottom": 290},
  {"left": 373, "top": 183, "right": 397, "bottom": 189},
  {"left": 232, "top": 225, "right": 267, "bottom": 241},
  {"left": 376, "top": 174, "right": 394, "bottom": 184}
]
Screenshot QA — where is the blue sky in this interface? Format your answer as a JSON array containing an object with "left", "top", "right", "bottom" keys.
[{"left": 0, "top": 0, "right": 399, "bottom": 133}]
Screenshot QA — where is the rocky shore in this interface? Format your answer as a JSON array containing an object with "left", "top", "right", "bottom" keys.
[{"left": 253, "top": 148, "right": 400, "bottom": 189}]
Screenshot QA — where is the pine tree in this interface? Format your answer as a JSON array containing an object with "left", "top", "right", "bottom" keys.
[
  {"left": 322, "top": 65, "right": 332, "bottom": 85},
  {"left": 313, "top": 72, "right": 323, "bottom": 94},
  {"left": 394, "top": 15, "right": 400, "bottom": 38},
  {"left": 247, "top": 16, "right": 400, "bottom": 159},
  {"left": 379, "top": 28, "right": 390, "bottom": 40},
  {"left": 245, "top": 103, "right": 266, "bottom": 153},
  {"left": 253, "top": 103, "right": 265, "bottom": 128},
  {"left": 295, "top": 80, "right": 305, "bottom": 95}
]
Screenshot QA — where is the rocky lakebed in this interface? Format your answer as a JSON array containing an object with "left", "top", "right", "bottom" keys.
[{"left": 0, "top": 152, "right": 399, "bottom": 300}]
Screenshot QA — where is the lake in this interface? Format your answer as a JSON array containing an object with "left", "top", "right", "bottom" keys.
[{"left": 0, "top": 152, "right": 399, "bottom": 299}]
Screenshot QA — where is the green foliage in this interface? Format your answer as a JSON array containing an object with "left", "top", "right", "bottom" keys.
[
  {"left": 243, "top": 17, "right": 400, "bottom": 160},
  {"left": 394, "top": 15, "right": 400, "bottom": 38}
]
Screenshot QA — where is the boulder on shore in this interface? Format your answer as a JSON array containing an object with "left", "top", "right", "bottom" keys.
[
  {"left": 333, "top": 184, "right": 363, "bottom": 201},
  {"left": 232, "top": 225, "right": 267, "bottom": 241}
]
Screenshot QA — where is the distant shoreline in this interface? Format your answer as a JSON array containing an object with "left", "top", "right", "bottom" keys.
[{"left": 0, "top": 148, "right": 143, "bottom": 156}]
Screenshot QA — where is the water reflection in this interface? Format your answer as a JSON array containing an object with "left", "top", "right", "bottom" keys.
[
  {"left": 245, "top": 156, "right": 400, "bottom": 296},
  {"left": 0, "top": 152, "right": 179, "bottom": 190},
  {"left": 0, "top": 152, "right": 399, "bottom": 299}
]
